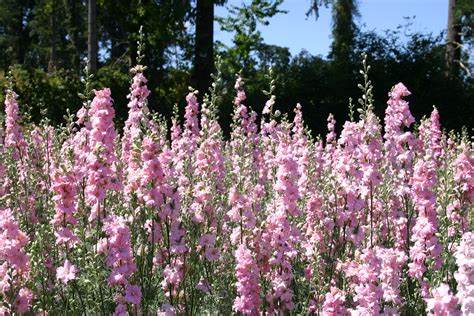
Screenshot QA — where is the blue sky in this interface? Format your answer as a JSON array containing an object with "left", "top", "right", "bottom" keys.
[{"left": 214, "top": 0, "right": 448, "bottom": 57}]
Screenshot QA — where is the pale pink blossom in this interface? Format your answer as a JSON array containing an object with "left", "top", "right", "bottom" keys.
[
  {"left": 56, "top": 259, "right": 78, "bottom": 284},
  {"left": 425, "top": 284, "right": 459, "bottom": 316},
  {"left": 455, "top": 232, "right": 474, "bottom": 315},
  {"left": 233, "top": 244, "right": 261, "bottom": 315}
]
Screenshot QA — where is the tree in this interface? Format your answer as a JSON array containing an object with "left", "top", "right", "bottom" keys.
[
  {"left": 64, "top": 0, "right": 86, "bottom": 71},
  {"left": 217, "top": 0, "right": 285, "bottom": 75},
  {"left": 307, "top": 0, "right": 359, "bottom": 124},
  {"left": 446, "top": 0, "right": 461, "bottom": 76},
  {"left": 307, "top": 0, "right": 359, "bottom": 65},
  {"left": 306, "top": 0, "right": 331, "bottom": 18},
  {"left": 193, "top": 0, "right": 216, "bottom": 95},
  {"left": 27, "top": 0, "right": 76, "bottom": 71},
  {"left": 88, "top": 0, "right": 97, "bottom": 73},
  {"left": 48, "top": 0, "right": 58, "bottom": 72},
  {"left": 95, "top": 0, "right": 193, "bottom": 119},
  {"left": 330, "top": 0, "right": 359, "bottom": 65},
  {"left": 446, "top": 0, "right": 473, "bottom": 77},
  {"left": 0, "top": 0, "right": 35, "bottom": 68}
]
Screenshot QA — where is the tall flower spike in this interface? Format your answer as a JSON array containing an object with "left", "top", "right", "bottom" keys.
[
  {"left": 0, "top": 208, "right": 32, "bottom": 314},
  {"left": 408, "top": 158, "right": 442, "bottom": 282},
  {"left": 122, "top": 68, "right": 151, "bottom": 199},
  {"left": 4, "top": 89, "right": 27, "bottom": 160},
  {"left": 454, "top": 232, "right": 474, "bottom": 315},
  {"left": 233, "top": 244, "right": 261, "bottom": 315},
  {"left": 137, "top": 136, "right": 165, "bottom": 209},
  {"left": 345, "top": 248, "right": 383, "bottom": 315},
  {"left": 174, "top": 91, "right": 200, "bottom": 196},
  {"left": 384, "top": 82, "right": 415, "bottom": 168},
  {"left": 183, "top": 91, "right": 200, "bottom": 140},
  {"left": 383, "top": 82, "right": 416, "bottom": 250},
  {"left": 428, "top": 108, "right": 442, "bottom": 162},
  {"left": 292, "top": 104, "right": 310, "bottom": 197},
  {"left": 98, "top": 215, "right": 141, "bottom": 312},
  {"left": 86, "top": 88, "right": 120, "bottom": 221},
  {"left": 377, "top": 247, "right": 407, "bottom": 306},
  {"left": 262, "top": 142, "right": 300, "bottom": 313},
  {"left": 454, "top": 145, "right": 474, "bottom": 204},
  {"left": 51, "top": 163, "right": 79, "bottom": 248}
]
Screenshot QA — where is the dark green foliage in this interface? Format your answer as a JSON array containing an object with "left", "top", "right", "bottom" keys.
[
  {"left": 0, "top": 0, "right": 36, "bottom": 68},
  {"left": 0, "top": 0, "right": 472, "bottom": 136},
  {"left": 216, "top": 29, "right": 473, "bottom": 136},
  {"left": 0, "top": 65, "right": 82, "bottom": 124}
]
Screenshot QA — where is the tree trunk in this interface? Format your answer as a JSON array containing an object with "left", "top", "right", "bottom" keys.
[
  {"left": 193, "top": 0, "right": 214, "bottom": 95},
  {"left": 88, "top": 0, "right": 98, "bottom": 73},
  {"left": 446, "top": 0, "right": 461, "bottom": 76}
]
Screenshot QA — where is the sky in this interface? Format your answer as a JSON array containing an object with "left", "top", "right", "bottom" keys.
[{"left": 214, "top": 0, "right": 449, "bottom": 57}]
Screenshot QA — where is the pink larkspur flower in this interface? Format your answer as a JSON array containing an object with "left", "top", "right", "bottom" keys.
[
  {"left": 56, "top": 260, "right": 78, "bottom": 284},
  {"left": 425, "top": 284, "right": 459, "bottom": 316}
]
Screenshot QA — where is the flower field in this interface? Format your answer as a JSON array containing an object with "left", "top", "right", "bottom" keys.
[{"left": 0, "top": 64, "right": 472, "bottom": 315}]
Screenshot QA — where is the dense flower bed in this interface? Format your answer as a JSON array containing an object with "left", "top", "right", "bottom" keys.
[{"left": 0, "top": 65, "right": 472, "bottom": 315}]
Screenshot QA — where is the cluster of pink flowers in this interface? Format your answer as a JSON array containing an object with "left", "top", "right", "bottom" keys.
[
  {"left": 4, "top": 90, "right": 27, "bottom": 160},
  {"left": 262, "top": 142, "right": 300, "bottom": 313},
  {"left": 3, "top": 89, "right": 35, "bottom": 223},
  {"left": 408, "top": 157, "right": 442, "bottom": 281},
  {"left": 56, "top": 259, "right": 78, "bottom": 285},
  {"left": 122, "top": 67, "right": 151, "bottom": 198},
  {"left": 377, "top": 247, "right": 407, "bottom": 305},
  {"left": 228, "top": 77, "right": 260, "bottom": 246},
  {"left": 0, "top": 72, "right": 472, "bottom": 315},
  {"left": 233, "top": 244, "right": 261, "bottom": 315},
  {"left": 137, "top": 136, "right": 165, "bottom": 208},
  {"left": 344, "top": 248, "right": 383, "bottom": 315},
  {"left": 98, "top": 215, "right": 141, "bottom": 314},
  {"left": 455, "top": 232, "right": 474, "bottom": 315},
  {"left": 322, "top": 287, "right": 346, "bottom": 315},
  {"left": 51, "top": 168, "right": 78, "bottom": 248},
  {"left": 454, "top": 145, "right": 474, "bottom": 204},
  {"left": 86, "top": 88, "right": 121, "bottom": 221},
  {"left": 425, "top": 284, "right": 459, "bottom": 316},
  {"left": 0, "top": 208, "right": 32, "bottom": 314},
  {"left": 383, "top": 82, "right": 416, "bottom": 192},
  {"left": 51, "top": 159, "right": 80, "bottom": 286}
]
